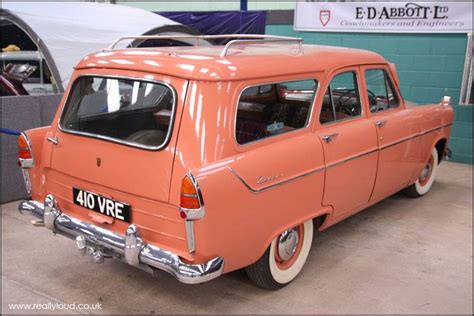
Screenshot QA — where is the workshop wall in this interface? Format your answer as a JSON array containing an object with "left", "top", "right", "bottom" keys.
[{"left": 266, "top": 25, "right": 472, "bottom": 164}]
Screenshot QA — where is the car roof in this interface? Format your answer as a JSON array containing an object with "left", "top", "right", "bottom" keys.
[{"left": 76, "top": 44, "right": 387, "bottom": 82}]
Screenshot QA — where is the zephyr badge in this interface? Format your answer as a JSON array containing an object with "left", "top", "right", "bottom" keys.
[
  {"left": 256, "top": 174, "right": 282, "bottom": 185},
  {"left": 96, "top": 157, "right": 101, "bottom": 167}
]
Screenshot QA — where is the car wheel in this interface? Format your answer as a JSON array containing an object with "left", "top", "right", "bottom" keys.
[
  {"left": 403, "top": 147, "right": 439, "bottom": 198},
  {"left": 245, "top": 219, "right": 313, "bottom": 290}
]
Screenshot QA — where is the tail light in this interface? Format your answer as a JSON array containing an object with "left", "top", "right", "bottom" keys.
[
  {"left": 18, "top": 132, "right": 34, "bottom": 195},
  {"left": 180, "top": 172, "right": 205, "bottom": 254},
  {"left": 179, "top": 173, "right": 205, "bottom": 220},
  {"left": 18, "top": 132, "right": 35, "bottom": 168}
]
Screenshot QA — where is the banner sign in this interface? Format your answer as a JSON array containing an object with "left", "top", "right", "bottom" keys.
[{"left": 294, "top": 2, "right": 473, "bottom": 33}]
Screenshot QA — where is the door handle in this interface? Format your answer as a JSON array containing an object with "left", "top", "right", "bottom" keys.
[
  {"left": 375, "top": 120, "right": 387, "bottom": 128},
  {"left": 47, "top": 136, "right": 58, "bottom": 145},
  {"left": 322, "top": 133, "right": 339, "bottom": 143}
]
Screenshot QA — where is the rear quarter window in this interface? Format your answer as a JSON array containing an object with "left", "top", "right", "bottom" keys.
[
  {"left": 60, "top": 76, "right": 175, "bottom": 150},
  {"left": 235, "top": 79, "right": 317, "bottom": 145}
]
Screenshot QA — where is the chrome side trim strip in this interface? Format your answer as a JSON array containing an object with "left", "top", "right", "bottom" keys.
[
  {"left": 380, "top": 123, "right": 453, "bottom": 151},
  {"left": 380, "top": 134, "right": 417, "bottom": 151},
  {"left": 229, "top": 166, "right": 325, "bottom": 193},
  {"left": 230, "top": 123, "right": 452, "bottom": 193},
  {"left": 326, "top": 148, "right": 378, "bottom": 170}
]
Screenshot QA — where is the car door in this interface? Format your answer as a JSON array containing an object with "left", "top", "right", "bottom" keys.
[
  {"left": 361, "top": 66, "right": 420, "bottom": 201},
  {"left": 316, "top": 68, "right": 379, "bottom": 220}
]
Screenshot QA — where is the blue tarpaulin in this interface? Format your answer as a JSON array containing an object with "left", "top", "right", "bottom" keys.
[{"left": 157, "top": 11, "right": 266, "bottom": 39}]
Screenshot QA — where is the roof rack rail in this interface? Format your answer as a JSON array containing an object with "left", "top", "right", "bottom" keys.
[{"left": 108, "top": 34, "right": 304, "bottom": 57}]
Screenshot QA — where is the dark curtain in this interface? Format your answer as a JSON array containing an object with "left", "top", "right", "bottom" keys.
[{"left": 157, "top": 11, "right": 266, "bottom": 38}]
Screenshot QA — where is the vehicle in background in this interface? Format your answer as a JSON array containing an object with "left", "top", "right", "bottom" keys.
[
  {"left": 0, "top": 63, "right": 37, "bottom": 96},
  {"left": 17, "top": 35, "right": 454, "bottom": 290},
  {"left": 2, "top": 2, "right": 212, "bottom": 92},
  {"left": 0, "top": 51, "right": 56, "bottom": 95}
]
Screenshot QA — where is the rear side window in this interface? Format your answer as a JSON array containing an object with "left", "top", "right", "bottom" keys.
[
  {"left": 235, "top": 79, "right": 317, "bottom": 145},
  {"left": 365, "top": 69, "right": 400, "bottom": 112},
  {"left": 60, "top": 76, "right": 175, "bottom": 150},
  {"left": 320, "top": 71, "right": 362, "bottom": 124}
]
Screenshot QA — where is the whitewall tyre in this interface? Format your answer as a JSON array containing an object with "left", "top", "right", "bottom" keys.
[
  {"left": 404, "top": 147, "right": 439, "bottom": 198},
  {"left": 245, "top": 219, "right": 313, "bottom": 290}
]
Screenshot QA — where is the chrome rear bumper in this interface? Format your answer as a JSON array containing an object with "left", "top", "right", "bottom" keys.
[{"left": 18, "top": 195, "right": 224, "bottom": 284}]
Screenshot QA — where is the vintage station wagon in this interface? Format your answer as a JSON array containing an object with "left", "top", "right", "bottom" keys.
[{"left": 18, "top": 35, "right": 454, "bottom": 290}]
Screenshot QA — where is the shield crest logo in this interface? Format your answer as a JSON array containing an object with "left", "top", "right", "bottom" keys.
[{"left": 319, "top": 10, "right": 331, "bottom": 27}]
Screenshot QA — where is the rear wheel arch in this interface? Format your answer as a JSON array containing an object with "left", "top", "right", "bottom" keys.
[
  {"left": 245, "top": 210, "right": 330, "bottom": 289},
  {"left": 260, "top": 209, "right": 331, "bottom": 261},
  {"left": 435, "top": 138, "right": 447, "bottom": 164},
  {"left": 404, "top": 147, "right": 439, "bottom": 198},
  {"left": 313, "top": 213, "right": 329, "bottom": 231},
  {"left": 246, "top": 218, "right": 314, "bottom": 290}
]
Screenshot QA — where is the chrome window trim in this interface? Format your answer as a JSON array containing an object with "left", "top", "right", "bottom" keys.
[
  {"left": 57, "top": 74, "right": 178, "bottom": 151},
  {"left": 234, "top": 79, "right": 320, "bottom": 147},
  {"left": 230, "top": 123, "right": 453, "bottom": 193},
  {"left": 319, "top": 113, "right": 364, "bottom": 127}
]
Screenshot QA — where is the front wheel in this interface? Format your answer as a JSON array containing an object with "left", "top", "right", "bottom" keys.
[
  {"left": 245, "top": 219, "right": 313, "bottom": 290},
  {"left": 403, "top": 147, "right": 439, "bottom": 198}
]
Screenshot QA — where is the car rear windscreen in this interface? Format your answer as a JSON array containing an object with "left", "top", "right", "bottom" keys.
[{"left": 60, "top": 76, "right": 175, "bottom": 150}]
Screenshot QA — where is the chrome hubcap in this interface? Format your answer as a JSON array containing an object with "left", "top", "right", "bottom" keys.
[
  {"left": 420, "top": 163, "right": 432, "bottom": 181},
  {"left": 277, "top": 228, "right": 299, "bottom": 261}
]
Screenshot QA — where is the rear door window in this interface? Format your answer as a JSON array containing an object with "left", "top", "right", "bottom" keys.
[
  {"left": 235, "top": 79, "right": 317, "bottom": 145},
  {"left": 60, "top": 76, "right": 175, "bottom": 150}
]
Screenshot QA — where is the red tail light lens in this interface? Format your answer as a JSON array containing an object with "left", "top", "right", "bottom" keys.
[
  {"left": 18, "top": 133, "right": 33, "bottom": 160},
  {"left": 180, "top": 175, "right": 201, "bottom": 210}
]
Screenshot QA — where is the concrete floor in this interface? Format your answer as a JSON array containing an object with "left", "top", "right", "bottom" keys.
[{"left": 1, "top": 161, "right": 472, "bottom": 314}]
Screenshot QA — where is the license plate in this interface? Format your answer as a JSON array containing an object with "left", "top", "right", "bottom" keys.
[{"left": 73, "top": 188, "right": 131, "bottom": 222}]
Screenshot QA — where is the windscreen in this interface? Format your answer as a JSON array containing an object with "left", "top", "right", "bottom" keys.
[{"left": 60, "top": 76, "right": 175, "bottom": 150}]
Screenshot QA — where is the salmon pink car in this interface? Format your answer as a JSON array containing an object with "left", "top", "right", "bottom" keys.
[{"left": 18, "top": 35, "right": 454, "bottom": 290}]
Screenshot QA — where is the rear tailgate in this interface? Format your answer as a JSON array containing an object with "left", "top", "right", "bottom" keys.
[{"left": 46, "top": 70, "right": 189, "bottom": 255}]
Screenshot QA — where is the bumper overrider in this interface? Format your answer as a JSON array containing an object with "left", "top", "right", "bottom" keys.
[{"left": 18, "top": 195, "right": 224, "bottom": 284}]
